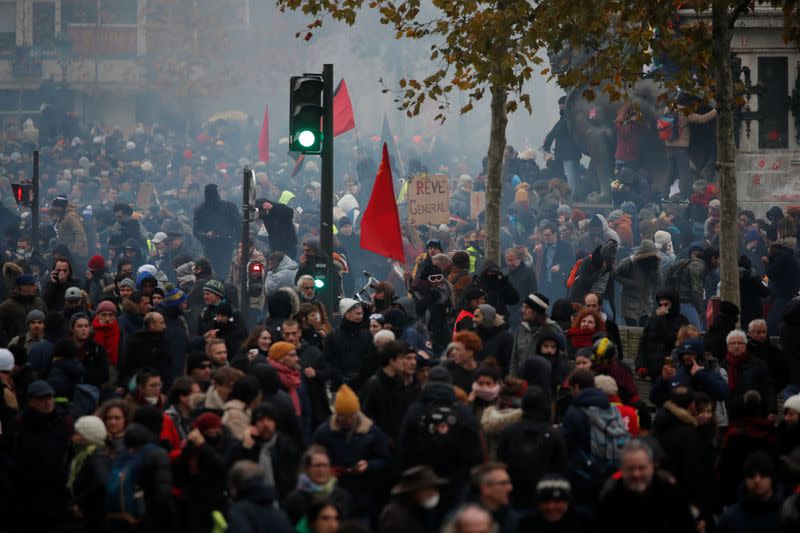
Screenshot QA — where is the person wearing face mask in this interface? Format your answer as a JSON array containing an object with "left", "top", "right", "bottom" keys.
[
  {"left": 470, "top": 363, "right": 523, "bottom": 460},
  {"left": 410, "top": 264, "right": 454, "bottom": 353},
  {"left": 125, "top": 368, "right": 165, "bottom": 410},
  {"left": 378, "top": 465, "right": 447, "bottom": 533}
]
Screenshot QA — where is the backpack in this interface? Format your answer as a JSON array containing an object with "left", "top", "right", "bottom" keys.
[
  {"left": 105, "top": 444, "right": 156, "bottom": 527},
  {"left": 663, "top": 258, "right": 691, "bottom": 292},
  {"left": 566, "top": 254, "right": 590, "bottom": 289},
  {"left": 657, "top": 111, "right": 680, "bottom": 142},
  {"left": 581, "top": 405, "right": 630, "bottom": 469},
  {"left": 504, "top": 426, "right": 557, "bottom": 483},
  {"left": 416, "top": 401, "right": 460, "bottom": 466}
]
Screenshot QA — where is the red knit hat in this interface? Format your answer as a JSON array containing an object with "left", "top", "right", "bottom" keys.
[
  {"left": 192, "top": 412, "right": 222, "bottom": 433},
  {"left": 88, "top": 255, "right": 105, "bottom": 271}
]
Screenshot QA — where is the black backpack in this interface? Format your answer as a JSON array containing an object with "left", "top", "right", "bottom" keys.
[{"left": 415, "top": 401, "right": 460, "bottom": 465}]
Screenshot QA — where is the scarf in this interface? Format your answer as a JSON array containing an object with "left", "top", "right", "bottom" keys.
[
  {"left": 269, "top": 358, "right": 302, "bottom": 416},
  {"left": 725, "top": 352, "right": 746, "bottom": 392},
  {"left": 258, "top": 434, "right": 278, "bottom": 489},
  {"left": 67, "top": 444, "right": 97, "bottom": 495},
  {"left": 566, "top": 326, "right": 596, "bottom": 349},
  {"left": 472, "top": 382, "right": 501, "bottom": 402},
  {"left": 297, "top": 473, "right": 337, "bottom": 496},
  {"left": 92, "top": 317, "right": 120, "bottom": 365}
]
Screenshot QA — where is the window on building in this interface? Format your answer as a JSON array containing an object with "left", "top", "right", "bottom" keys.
[
  {"left": 0, "top": 2, "right": 15, "bottom": 49},
  {"left": 63, "top": 0, "right": 137, "bottom": 25},
  {"left": 33, "top": 2, "right": 56, "bottom": 49},
  {"left": 758, "top": 57, "right": 789, "bottom": 149}
]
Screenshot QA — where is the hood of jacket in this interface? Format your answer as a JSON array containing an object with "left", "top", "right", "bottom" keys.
[
  {"left": 655, "top": 400, "right": 698, "bottom": 429},
  {"left": 420, "top": 381, "right": 458, "bottom": 405},
  {"left": 236, "top": 478, "right": 278, "bottom": 505},
  {"left": 572, "top": 387, "right": 610, "bottom": 409},
  {"left": 275, "top": 253, "right": 298, "bottom": 273},
  {"left": 654, "top": 288, "right": 681, "bottom": 319},
  {"left": 267, "top": 287, "right": 300, "bottom": 319}
]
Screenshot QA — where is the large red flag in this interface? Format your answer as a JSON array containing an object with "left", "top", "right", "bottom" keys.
[
  {"left": 258, "top": 105, "right": 269, "bottom": 162},
  {"left": 333, "top": 79, "right": 355, "bottom": 137},
  {"left": 360, "top": 143, "right": 404, "bottom": 261}
]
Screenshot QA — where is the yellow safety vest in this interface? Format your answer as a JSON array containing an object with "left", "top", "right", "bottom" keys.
[{"left": 278, "top": 190, "right": 296, "bottom": 205}]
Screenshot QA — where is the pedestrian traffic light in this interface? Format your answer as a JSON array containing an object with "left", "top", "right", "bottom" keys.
[
  {"left": 247, "top": 261, "right": 264, "bottom": 298},
  {"left": 289, "top": 74, "right": 324, "bottom": 154},
  {"left": 11, "top": 183, "right": 33, "bottom": 207}
]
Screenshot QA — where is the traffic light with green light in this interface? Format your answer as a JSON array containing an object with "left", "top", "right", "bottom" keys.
[{"left": 289, "top": 75, "right": 324, "bottom": 154}]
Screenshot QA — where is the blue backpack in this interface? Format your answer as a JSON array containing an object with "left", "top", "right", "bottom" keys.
[{"left": 105, "top": 444, "right": 156, "bottom": 527}]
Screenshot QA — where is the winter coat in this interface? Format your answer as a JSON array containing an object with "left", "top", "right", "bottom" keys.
[
  {"left": 722, "top": 353, "right": 777, "bottom": 418},
  {"left": 312, "top": 413, "right": 390, "bottom": 516},
  {"left": 117, "top": 298, "right": 144, "bottom": 338},
  {"left": 705, "top": 309, "right": 739, "bottom": 361},
  {"left": 740, "top": 267, "right": 769, "bottom": 327},
  {"left": 449, "top": 187, "right": 471, "bottom": 219},
  {"left": 227, "top": 479, "right": 294, "bottom": 533},
  {"left": 360, "top": 369, "right": 411, "bottom": 443},
  {"left": 157, "top": 304, "right": 190, "bottom": 380},
  {"left": 228, "top": 432, "right": 303, "bottom": 503},
  {"left": 614, "top": 255, "right": 660, "bottom": 323},
  {"left": 0, "top": 289, "right": 47, "bottom": 341},
  {"left": 635, "top": 289, "right": 688, "bottom": 378},
  {"left": 719, "top": 417, "right": 778, "bottom": 507},
  {"left": 780, "top": 297, "right": 800, "bottom": 386},
  {"left": 12, "top": 407, "right": 72, "bottom": 528},
  {"left": 324, "top": 318, "right": 373, "bottom": 391},
  {"left": 497, "top": 416, "right": 568, "bottom": 509},
  {"left": 535, "top": 239, "right": 575, "bottom": 303},
  {"left": 121, "top": 329, "right": 174, "bottom": 387},
  {"left": 222, "top": 399, "right": 251, "bottom": 441},
  {"left": 69, "top": 444, "right": 110, "bottom": 533},
  {"left": 297, "top": 342, "right": 332, "bottom": 430},
  {"left": 652, "top": 401, "right": 701, "bottom": 507},
  {"left": 717, "top": 492, "right": 783, "bottom": 533},
  {"left": 543, "top": 113, "right": 582, "bottom": 161},
  {"left": 567, "top": 248, "right": 616, "bottom": 311},
  {"left": 477, "top": 322, "right": 515, "bottom": 374},
  {"left": 56, "top": 206, "right": 88, "bottom": 258},
  {"left": 264, "top": 254, "right": 298, "bottom": 296},
  {"left": 257, "top": 199, "right": 298, "bottom": 257},
  {"left": 672, "top": 257, "right": 707, "bottom": 314},
  {"left": 594, "top": 474, "right": 697, "bottom": 533},
  {"left": 649, "top": 356, "right": 728, "bottom": 406},
  {"left": 748, "top": 337, "right": 788, "bottom": 393},
  {"left": 378, "top": 496, "right": 436, "bottom": 533},
  {"left": 476, "top": 265, "right": 520, "bottom": 317},
  {"left": 592, "top": 361, "right": 640, "bottom": 405},
  {"left": 766, "top": 240, "right": 800, "bottom": 299},
  {"left": 560, "top": 387, "right": 614, "bottom": 462},
  {"left": 510, "top": 320, "right": 565, "bottom": 377},
  {"left": 193, "top": 197, "right": 240, "bottom": 243},
  {"left": 228, "top": 247, "right": 267, "bottom": 310},
  {"left": 172, "top": 433, "right": 235, "bottom": 533}
]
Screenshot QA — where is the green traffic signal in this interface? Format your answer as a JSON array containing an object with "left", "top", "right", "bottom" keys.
[{"left": 297, "top": 129, "right": 318, "bottom": 149}]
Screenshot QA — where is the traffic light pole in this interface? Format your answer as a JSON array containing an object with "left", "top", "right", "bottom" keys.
[
  {"left": 320, "top": 64, "right": 335, "bottom": 316},
  {"left": 240, "top": 168, "right": 252, "bottom": 316},
  {"left": 32, "top": 150, "right": 39, "bottom": 248}
]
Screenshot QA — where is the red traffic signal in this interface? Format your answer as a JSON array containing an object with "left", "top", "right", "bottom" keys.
[
  {"left": 11, "top": 183, "right": 33, "bottom": 207},
  {"left": 246, "top": 261, "right": 264, "bottom": 297}
]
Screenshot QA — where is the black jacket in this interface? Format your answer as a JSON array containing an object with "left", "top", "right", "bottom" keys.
[
  {"left": 257, "top": 199, "right": 298, "bottom": 258},
  {"left": 476, "top": 264, "right": 520, "bottom": 317},
  {"left": 121, "top": 330, "right": 174, "bottom": 387},
  {"left": 360, "top": 369, "right": 412, "bottom": 443},
  {"left": 227, "top": 479, "right": 294, "bottom": 533},
  {"left": 477, "top": 323, "right": 515, "bottom": 374},
  {"left": 722, "top": 353, "right": 777, "bottom": 418},
  {"left": 297, "top": 342, "right": 332, "bottom": 430},
  {"left": 739, "top": 267, "right": 769, "bottom": 327},
  {"left": 324, "top": 319, "right": 373, "bottom": 391},
  {"left": 780, "top": 297, "right": 800, "bottom": 386},
  {"left": 652, "top": 401, "right": 701, "bottom": 507},
  {"left": 748, "top": 337, "right": 788, "bottom": 392},
  {"left": 635, "top": 289, "right": 688, "bottom": 378},
  {"left": 228, "top": 432, "right": 302, "bottom": 503}
]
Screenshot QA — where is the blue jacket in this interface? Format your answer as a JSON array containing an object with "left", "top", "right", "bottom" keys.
[
  {"left": 650, "top": 358, "right": 729, "bottom": 406},
  {"left": 717, "top": 492, "right": 782, "bottom": 533},
  {"left": 312, "top": 413, "right": 389, "bottom": 516},
  {"left": 560, "top": 387, "right": 610, "bottom": 459}
]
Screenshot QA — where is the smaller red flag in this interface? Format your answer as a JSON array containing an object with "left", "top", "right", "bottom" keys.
[
  {"left": 360, "top": 143, "right": 404, "bottom": 262},
  {"left": 258, "top": 105, "right": 269, "bottom": 162},
  {"left": 333, "top": 79, "right": 355, "bottom": 137}
]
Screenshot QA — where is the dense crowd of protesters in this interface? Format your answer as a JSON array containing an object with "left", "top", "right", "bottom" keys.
[{"left": 0, "top": 103, "right": 800, "bottom": 533}]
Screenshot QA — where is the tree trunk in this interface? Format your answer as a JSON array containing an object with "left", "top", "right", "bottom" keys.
[
  {"left": 485, "top": 84, "right": 508, "bottom": 265},
  {"left": 712, "top": 0, "right": 740, "bottom": 313}
]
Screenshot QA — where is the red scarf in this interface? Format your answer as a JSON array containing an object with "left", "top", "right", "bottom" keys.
[
  {"left": 725, "top": 352, "right": 746, "bottom": 391},
  {"left": 566, "top": 326, "right": 596, "bottom": 349},
  {"left": 92, "top": 317, "right": 120, "bottom": 365},
  {"left": 269, "top": 359, "right": 302, "bottom": 416}
]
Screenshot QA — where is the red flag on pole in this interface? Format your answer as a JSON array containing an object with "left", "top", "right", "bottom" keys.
[
  {"left": 258, "top": 105, "right": 269, "bottom": 162},
  {"left": 333, "top": 79, "right": 355, "bottom": 137},
  {"left": 360, "top": 143, "right": 404, "bottom": 261}
]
